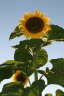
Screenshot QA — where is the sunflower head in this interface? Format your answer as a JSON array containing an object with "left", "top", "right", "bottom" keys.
[
  {"left": 12, "top": 70, "right": 28, "bottom": 85},
  {"left": 19, "top": 10, "right": 51, "bottom": 39}
]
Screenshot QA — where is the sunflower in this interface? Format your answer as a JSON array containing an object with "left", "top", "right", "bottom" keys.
[
  {"left": 12, "top": 70, "right": 29, "bottom": 85},
  {"left": 19, "top": 10, "right": 51, "bottom": 39}
]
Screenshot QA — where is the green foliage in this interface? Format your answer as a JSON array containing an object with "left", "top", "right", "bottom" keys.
[
  {"left": 9, "top": 26, "right": 23, "bottom": 40},
  {"left": 31, "top": 80, "right": 45, "bottom": 94},
  {"left": 37, "top": 49, "right": 48, "bottom": 67},
  {"left": 0, "top": 60, "right": 24, "bottom": 82},
  {"left": 2, "top": 82, "right": 24, "bottom": 93},
  {"left": 0, "top": 63, "right": 13, "bottom": 82},
  {"left": 47, "top": 58, "right": 64, "bottom": 86},
  {"left": 0, "top": 80, "right": 45, "bottom": 96},
  {"left": 13, "top": 39, "right": 44, "bottom": 49},
  {"left": 14, "top": 39, "right": 48, "bottom": 69},
  {"left": 1, "top": 23, "right": 64, "bottom": 96},
  {"left": 45, "top": 93, "right": 52, "bottom": 96},
  {"left": 14, "top": 48, "right": 33, "bottom": 62},
  {"left": 0, "top": 82, "right": 24, "bottom": 96},
  {"left": 56, "top": 90, "right": 64, "bottom": 96},
  {"left": 47, "top": 25, "right": 64, "bottom": 41},
  {"left": 0, "top": 60, "right": 33, "bottom": 82}
]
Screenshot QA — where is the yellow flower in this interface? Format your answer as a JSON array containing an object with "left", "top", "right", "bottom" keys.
[
  {"left": 19, "top": 10, "right": 51, "bottom": 39},
  {"left": 12, "top": 70, "right": 29, "bottom": 85}
]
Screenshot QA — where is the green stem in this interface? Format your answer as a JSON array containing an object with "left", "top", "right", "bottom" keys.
[
  {"left": 33, "top": 49, "right": 42, "bottom": 96},
  {"left": 33, "top": 49, "right": 38, "bottom": 81}
]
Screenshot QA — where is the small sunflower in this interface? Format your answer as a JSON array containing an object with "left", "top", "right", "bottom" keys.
[
  {"left": 19, "top": 10, "right": 51, "bottom": 39},
  {"left": 12, "top": 70, "right": 29, "bottom": 85}
]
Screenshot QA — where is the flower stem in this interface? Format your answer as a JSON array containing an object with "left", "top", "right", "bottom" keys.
[
  {"left": 33, "top": 49, "right": 38, "bottom": 81},
  {"left": 33, "top": 48, "right": 42, "bottom": 96}
]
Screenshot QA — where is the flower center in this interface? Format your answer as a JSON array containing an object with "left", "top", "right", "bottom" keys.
[
  {"left": 25, "top": 17, "right": 44, "bottom": 33},
  {"left": 16, "top": 73, "right": 26, "bottom": 82}
]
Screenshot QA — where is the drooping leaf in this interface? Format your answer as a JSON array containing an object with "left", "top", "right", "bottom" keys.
[
  {"left": 0, "top": 59, "right": 33, "bottom": 82},
  {"left": 13, "top": 39, "right": 44, "bottom": 49},
  {"left": 47, "top": 25, "right": 64, "bottom": 41},
  {"left": 0, "top": 60, "right": 25, "bottom": 82},
  {"left": 56, "top": 89, "right": 64, "bottom": 96},
  {"left": 47, "top": 58, "right": 64, "bottom": 87},
  {"left": 1, "top": 82, "right": 24, "bottom": 96},
  {"left": 9, "top": 26, "right": 23, "bottom": 40},
  {"left": 0, "top": 64, "right": 13, "bottom": 82}
]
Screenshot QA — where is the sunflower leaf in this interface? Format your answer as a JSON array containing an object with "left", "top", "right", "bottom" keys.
[
  {"left": 47, "top": 58, "right": 64, "bottom": 87},
  {"left": 0, "top": 64, "right": 13, "bottom": 82},
  {"left": 29, "top": 39, "right": 44, "bottom": 49},
  {"left": 0, "top": 60, "right": 24, "bottom": 82},
  {"left": 0, "top": 60, "right": 33, "bottom": 82},
  {"left": 37, "top": 49, "right": 48, "bottom": 67},
  {"left": 1, "top": 82, "right": 24, "bottom": 96},
  {"left": 47, "top": 25, "right": 64, "bottom": 41},
  {"left": 31, "top": 79, "right": 45, "bottom": 95},
  {"left": 45, "top": 93, "right": 52, "bottom": 96},
  {"left": 14, "top": 48, "right": 33, "bottom": 62},
  {"left": 56, "top": 90, "right": 64, "bottom": 96},
  {"left": 9, "top": 26, "right": 23, "bottom": 40},
  {"left": 12, "top": 39, "right": 44, "bottom": 50}
]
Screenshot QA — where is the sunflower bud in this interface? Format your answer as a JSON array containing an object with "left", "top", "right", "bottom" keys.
[{"left": 12, "top": 70, "right": 29, "bottom": 85}]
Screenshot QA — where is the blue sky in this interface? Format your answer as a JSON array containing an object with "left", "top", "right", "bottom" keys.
[{"left": 0, "top": 0, "right": 64, "bottom": 95}]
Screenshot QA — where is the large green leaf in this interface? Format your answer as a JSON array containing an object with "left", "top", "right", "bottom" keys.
[
  {"left": 1, "top": 83, "right": 37, "bottom": 96},
  {"left": 14, "top": 48, "right": 33, "bottom": 62},
  {"left": 13, "top": 39, "right": 48, "bottom": 69},
  {"left": 9, "top": 26, "right": 23, "bottom": 40},
  {"left": 37, "top": 49, "right": 48, "bottom": 67},
  {"left": 0, "top": 60, "right": 24, "bottom": 82},
  {"left": 30, "top": 49, "right": 48, "bottom": 70},
  {"left": 13, "top": 39, "right": 44, "bottom": 49},
  {"left": 0, "top": 60, "right": 33, "bottom": 82},
  {"left": 47, "top": 25, "right": 64, "bottom": 41},
  {"left": 0, "top": 64, "right": 13, "bottom": 82},
  {"left": 4, "top": 60, "right": 33, "bottom": 76},
  {"left": 47, "top": 58, "right": 64, "bottom": 87},
  {"left": 1, "top": 82, "right": 24, "bottom": 96},
  {"left": 31, "top": 79, "right": 45, "bottom": 95},
  {"left": 56, "top": 90, "right": 64, "bottom": 96}
]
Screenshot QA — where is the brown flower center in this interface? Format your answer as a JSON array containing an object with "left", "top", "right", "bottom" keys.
[
  {"left": 16, "top": 73, "right": 26, "bottom": 83},
  {"left": 25, "top": 17, "right": 44, "bottom": 33}
]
